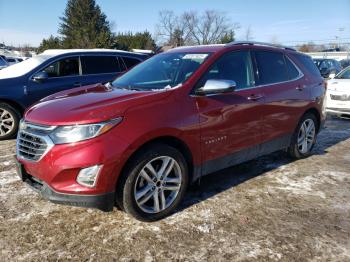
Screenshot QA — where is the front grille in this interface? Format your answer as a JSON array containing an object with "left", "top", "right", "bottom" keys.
[
  {"left": 16, "top": 121, "right": 55, "bottom": 162},
  {"left": 330, "top": 94, "right": 350, "bottom": 101},
  {"left": 17, "top": 131, "right": 48, "bottom": 161}
]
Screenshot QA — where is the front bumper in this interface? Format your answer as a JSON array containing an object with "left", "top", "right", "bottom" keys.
[
  {"left": 326, "top": 107, "right": 350, "bottom": 116},
  {"left": 16, "top": 160, "right": 115, "bottom": 211}
]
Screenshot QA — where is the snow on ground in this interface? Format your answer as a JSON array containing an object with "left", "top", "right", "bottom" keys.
[{"left": 0, "top": 116, "right": 350, "bottom": 261}]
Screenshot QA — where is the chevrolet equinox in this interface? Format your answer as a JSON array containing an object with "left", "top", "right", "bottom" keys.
[{"left": 16, "top": 42, "right": 326, "bottom": 221}]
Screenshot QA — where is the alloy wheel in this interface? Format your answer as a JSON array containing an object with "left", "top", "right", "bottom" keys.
[
  {"left": 134, "top": 156, "right": 182, "bottom": 214},
  {"left": 0, "top": 108, "right": 15, "bottom": 137},
  {"left": 297, "top": 119, "right": 316, "bottom": 154}
]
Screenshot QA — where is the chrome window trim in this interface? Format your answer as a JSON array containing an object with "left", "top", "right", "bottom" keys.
[
  {"left": 28, "top": 55, "right": 82, "bottom": 80},
  {"left": 28, "top": 53, "right": 141, "bottom": 81},
  {"left": 190, "top": 51, "right": 305, "bottom": 97}
]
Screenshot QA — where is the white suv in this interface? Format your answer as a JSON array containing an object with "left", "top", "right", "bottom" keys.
[{"left": 326, "top": 66, "right": 350, "bottom": 117}]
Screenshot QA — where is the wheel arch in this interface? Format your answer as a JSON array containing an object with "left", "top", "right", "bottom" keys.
[
  {"left": 303, "top": 107, "right": 321, "bottom": 132},
  {"left": 0, "top": 98, "right": 25, "bottom": 117},
  {"left": 120, "top": 135, "right": 195, "bottom": 184}
]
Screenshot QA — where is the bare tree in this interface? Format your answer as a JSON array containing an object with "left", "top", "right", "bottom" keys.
[
  {"left": 155, "top": 10, "right": 192, "bottom": 46},
  {"left": 156, "top": 10, "right": 239, "bottom": 46},
  {"left": 244, "top": 25, "right": 254, "bottom": 41},
  {"left": 183, "top": 10, "right": 239, "bottom": 45}
]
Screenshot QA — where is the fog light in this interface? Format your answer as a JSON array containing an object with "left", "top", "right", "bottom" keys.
[{"left": 77, "top": 165, "right": 102, "bottom": 188}]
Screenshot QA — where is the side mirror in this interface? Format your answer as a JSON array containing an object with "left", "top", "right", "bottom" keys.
[
  {"left": 196, "top": 79, "right": 236, "bottom": 96},
  {"left": 32, "top": 71, "right": 48, "bottom": 82}
]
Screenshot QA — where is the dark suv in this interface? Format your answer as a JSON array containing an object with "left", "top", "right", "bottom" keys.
[
  {"left": 0, "top": 49, "right": 147, "bottom": 139},
  {"left": 313, "top": 58, "right": 342, "bottom": 78},
  {"left": 16, "top": 42, "right": 326, "bottom": 221}
]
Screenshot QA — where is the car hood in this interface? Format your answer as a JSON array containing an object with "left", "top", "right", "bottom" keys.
[
  {"left": 25, "top": 83, "right": 172, "bottom": 126},
  {"left": 327, "top": 79, "right": 350, "bottom": 93}
]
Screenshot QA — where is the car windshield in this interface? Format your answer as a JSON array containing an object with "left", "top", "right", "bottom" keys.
[
  {"left": 0, "top": 58, "right": 7, "bottom": 66},
  {"left": 0, "top": 54, "right": 52, "bottom": 79},
  {"left": 335, "top": 67, "right": 350, "bottom": 79},
  {"left": 112, "top": 52, "right": 210, "bottom": 90}
]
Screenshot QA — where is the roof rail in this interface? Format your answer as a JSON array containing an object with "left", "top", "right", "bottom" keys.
[{"left": 227, "top": 41, "right": 296, "bottom": 51}]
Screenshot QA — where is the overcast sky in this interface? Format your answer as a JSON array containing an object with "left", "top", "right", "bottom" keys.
[{"left": 0, "top": 0, "right": 349, "bottom": 47}]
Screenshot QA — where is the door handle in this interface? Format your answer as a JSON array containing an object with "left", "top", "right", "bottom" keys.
[
  {"left": 296, "top": 85, "right": 305, "bottom": 91},
  {"left": 247, "top": 94, "right": 264, "bottom": 101},
  {"left": 73, "top": 82, "right": 82, "bottom": 87}
]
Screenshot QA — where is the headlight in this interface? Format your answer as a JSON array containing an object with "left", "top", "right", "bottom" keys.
[{"left": 49, "top": 117, "right": 122, "bottom": 144}]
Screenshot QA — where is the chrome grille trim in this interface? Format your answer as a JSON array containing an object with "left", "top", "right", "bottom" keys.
[
  {"left": 16, "top": 121, "right": 55, "bottom": 162},
  {"left": 330, "top": 94, "right": 350, "bottom": 101}
]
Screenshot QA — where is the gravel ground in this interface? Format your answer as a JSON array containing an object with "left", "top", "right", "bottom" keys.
[{"left": 0, "top": 117, "right": 350, "bottom": 261}]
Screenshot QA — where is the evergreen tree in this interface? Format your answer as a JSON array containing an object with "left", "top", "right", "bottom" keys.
[
  {"left": 59, "top": 0, "right": 113, "bottom": 48},
  {"left": 37, "top": 35, "right": 62, "bottom": 53},
  {"left": 113, "top": 31, "right": 156, "bottom": 51}
]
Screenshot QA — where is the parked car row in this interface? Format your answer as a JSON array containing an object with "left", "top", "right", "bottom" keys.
[
  {"left": 14, "top": 42, "right": 326, "bottom": 221},
  {"left": 0, "top": 49, "right": 148, "bottom": 139},
  {"left": 0, "top": 54, "right": 25, "bottom": 69},
  {"left": 325, "top": 65, "right": 350, "bottom": 118},
  {"left": 313, "top": 58, "right": 342, "bottom": 78},
  {"left": 313, "top": 57, "right": 350, "bottom": 79}
]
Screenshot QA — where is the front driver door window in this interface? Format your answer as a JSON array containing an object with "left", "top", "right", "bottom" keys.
[
  {"left": 42, "top": 57, "right": 80, "bottom": 77},
  {"left": 28, "top": 56, "right": 82, "bottom": 103}
]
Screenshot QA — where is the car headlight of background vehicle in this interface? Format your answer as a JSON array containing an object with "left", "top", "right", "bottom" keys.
[{"left": 49, "top": 117, "right": 122, "bottom": 144}]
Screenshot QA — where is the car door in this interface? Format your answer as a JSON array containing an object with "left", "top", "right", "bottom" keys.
[
  {"left": 27, "top": 56, "right": 84, "bottom": 103},
  {"left": 252, "top": 50, "right": 306, "bottom": 153},
  {"left": 194, "top": 50, "right": 265, "bottom": 175},
  {"left": 80, "top": 55, "right": 124, "bottom": 85}
]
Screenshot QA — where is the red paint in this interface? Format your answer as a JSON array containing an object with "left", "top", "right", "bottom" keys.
[{"left": 18, "top": 44, "right": 325, "bottom": 196}]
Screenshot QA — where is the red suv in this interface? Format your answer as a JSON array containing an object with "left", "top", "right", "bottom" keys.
[{"left": 16, "top": 42, "right": 326, "bottom": 221}]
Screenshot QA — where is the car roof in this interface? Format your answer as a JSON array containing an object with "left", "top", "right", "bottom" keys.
[
  {"left": 167, "top": 41, "right": 298, "bottom": 54},
  {"left": 41, "top": 49, "right": 145, "bottom": 57},
  {"left": 168, "top": 44, "right": 226, "bottom": 53}
]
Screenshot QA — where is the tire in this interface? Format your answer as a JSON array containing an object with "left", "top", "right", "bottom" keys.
[
  {"left": 116, "top": 144, "right": 188, "bottom": 222},
  {"left": 0, "top": 103, "right": 20, "bottom": 140},
  {"left": 288, "top": 113, "right": 318, "bottom": 159}
]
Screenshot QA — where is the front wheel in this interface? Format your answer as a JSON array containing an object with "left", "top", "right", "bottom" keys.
[
  {"left": 116, "top": 144, "right": 188, "bottom": 221},
  {"left": 288, "top": 113, "right": 318, "bottom": 159},
  {"left": 0, "top": 103, "right": 20, "bottom": 140}
]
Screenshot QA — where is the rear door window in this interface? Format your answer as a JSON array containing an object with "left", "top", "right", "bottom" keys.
[
  {"left": 254, "top": 51, "right": 289, "bottom": 85},
  {"left": 81, "top": 56, "right": 121, "bottom": 75},
  {"left": 42, "top": 57, "right": 80, "bottom": 77},
  {"left": 122, "top": 57, "right": 141, "bottom": 69}
]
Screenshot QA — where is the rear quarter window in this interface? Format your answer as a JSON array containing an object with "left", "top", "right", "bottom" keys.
[
  {"left": 285, "top": 56, "right": 301, "bottom": 79},
  {"left": 122, "top": 57, "right": 141, "bottom": 69},
  {"left": 292, "top": 54, "right": 321, "bottom": 78}
]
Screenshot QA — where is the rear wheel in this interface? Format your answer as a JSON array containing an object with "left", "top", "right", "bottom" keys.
[
  {"left": 0, "top": 103, "right": 20, "bottom": 140},
  {"left": 116, "top": 144, "right": 188, "bottom": 221},
  {"left": 288, "top": 113, "right": 318, "bottom": 159}
]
